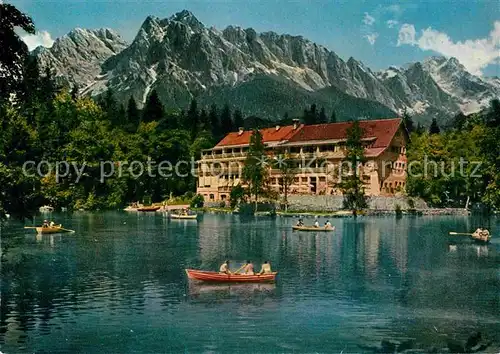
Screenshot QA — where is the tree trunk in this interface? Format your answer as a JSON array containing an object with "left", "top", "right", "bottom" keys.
[{"left": 284, "top": 182, "right": 288, "bottom": 212}]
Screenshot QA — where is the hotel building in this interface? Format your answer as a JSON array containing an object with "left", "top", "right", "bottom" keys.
[{"left": 196, "top": 118, "right": 408, "bottom": 202}]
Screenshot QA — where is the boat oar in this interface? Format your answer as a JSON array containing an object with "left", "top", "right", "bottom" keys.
[
  {"left": 24, "top": 226, "right": 38, "bottom": 229},
  {"left": 59, "top": 227, "right": 75, "bottom": 233},
  {"left": 232, "top": 264, "right": 246, "bottom": 275},
  {"left": 449, "top": 232, "right": 474, "bottom": 236}
]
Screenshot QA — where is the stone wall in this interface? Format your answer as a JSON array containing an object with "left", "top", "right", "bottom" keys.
[{"left": 286, "top": 195, "right": 428, "bottom": 211}]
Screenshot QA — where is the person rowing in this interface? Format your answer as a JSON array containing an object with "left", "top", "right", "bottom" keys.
[
  {"left": 219, "top": 260, "right": 232, "bottom": 274},
  {"left": 242, "top": 260, "right": 254, "bottom": 275},
  {"left": 314, "top": 220, "right": 320, "bottom": 228},
  {"left": 296, "top": 218, "right": 304, "bottom": 226},
  {"left": 258, "top": 261, "right": 272, "bottom": 275},
  {"left": 472, "top": 228, "right": 490, "bottom": 242},
  {"left": 324, "top": 220, "right": 332, "bottom": 229}
]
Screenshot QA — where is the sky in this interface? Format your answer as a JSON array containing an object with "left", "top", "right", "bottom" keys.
[{"left": 11, "top": 0, "right": 500, "bottom": 77}]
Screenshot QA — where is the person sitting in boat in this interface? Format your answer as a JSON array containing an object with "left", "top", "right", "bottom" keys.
[
  {"left": 296, "top": 219, "right": 304, "bottom": 226},
  {"left": 259, "top": 261, "right": 272, "bottom": 275},
  {"left": 472, "top": 228, "right": 490, "bottom": 242},
  {"left": 49, "top": 221, "right": 55, "bottom": 227},
  {"left": 219, "top": 260, "right": 231, "bottom": 274},
  {"left": 314, "top": 220, "right": 320, "bottom": 228},
  {"left": 473, "top": 228, "right": 490, "bottom": 242},
  {"left": 242, "top": 260, "right": 254, "bottom": 275},
  {"left": 42, "top": 220, "right": 49, "bottom": 228},
  {"left": 325, "top": 220, "right": 332, "bottom": 229}
]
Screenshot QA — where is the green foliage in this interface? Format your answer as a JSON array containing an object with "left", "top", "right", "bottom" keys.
[
  {"left": 242, "top": 129, "right": 268, "bottom": 210},
  {"left": 272, "top": 154, "right": 298, "bottom": 210},
  {"left": 402, "top": 108, "right": 414, "bottom": 134},
  {"left": 336, "top": 120, "right": 368, "bottom": 215},
  {"left": 429, "top": 118, "right": 441, "bottom": 135},
  {"left": 406, "top": 105, "right": 500, "bottom": 210},
  {"left": 230, "top": 184, "right": 246, "bottom": 209},
  {"left": 190, "top": 194, "right": 204, "bottom": 208},
  {"left": 0, "top": 3, "right": 35, "bottom": 100},
  {"left": 395, "top": 204, "right": 402, "bottom": 217},
  {"left": 142, "top": 89, "right": 164, "bottom": 123}
]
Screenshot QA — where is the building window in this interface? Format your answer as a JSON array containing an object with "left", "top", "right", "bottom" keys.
[
  {"left": 221, "top": 195, "right": 226, "bottom": 200},
  {"left": 209, "top": 194, "right": 214, "bottom": 200}
]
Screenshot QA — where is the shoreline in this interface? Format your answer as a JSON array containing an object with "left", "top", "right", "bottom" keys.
[{"left": 195, "top": 207, "right": 479, "bottom": 217}]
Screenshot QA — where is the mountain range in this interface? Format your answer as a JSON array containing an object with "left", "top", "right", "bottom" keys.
[{"left": 34, "top": 10, "right": 500, "bottom": 124}]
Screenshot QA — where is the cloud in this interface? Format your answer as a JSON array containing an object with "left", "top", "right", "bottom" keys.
[
  {"left": 397, "top": 24, "right": 417, "bottom": 45},
  {"left": 397, "top": 21, "right": 500, "bottom": 75},
  {"left": 365, "top": 33, "right": 379, "bottom": 45},
  {"left": 363, "top": 12, "right": 375, "bottom": 26},
  {"left": 386, "top": 20, "right": 399, "bottom": 29},
  {"left": 21, "top": 31, "right": 54, "bottom": 51}
]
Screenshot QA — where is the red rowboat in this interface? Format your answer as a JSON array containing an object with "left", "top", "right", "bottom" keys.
[
  {"left": 137, "top": 206, "right": 160, "bottom": 212},
  {"left": 185, "top": 269, "right": 277, "bottom": 283}
]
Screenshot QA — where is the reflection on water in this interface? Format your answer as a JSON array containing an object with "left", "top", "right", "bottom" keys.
[{"left": 0, "top": 213, "right": 499, "bottom": 352}]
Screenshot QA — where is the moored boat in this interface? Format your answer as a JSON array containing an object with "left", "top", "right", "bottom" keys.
[
  {"left": 185, "top": 269, "right": 277, "bottom": 283},
  {"left": 170, "top": 213, "right": 197, "bottom": 219},
  {"left": 39, "top": 205, "right": 54, "bottom": 213},
  {"left": 292, "top": 225, "right": 335, "bottom": 232},
  {"left": 137, "top": 206, "right": 160, "bottom": 212}
]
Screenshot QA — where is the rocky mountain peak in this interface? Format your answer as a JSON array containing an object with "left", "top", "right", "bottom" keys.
[
  {"left": 35, "top": 10, "right": 500, "bottom": 124},
  {"left": 169, "top": 10, "right": 204, "bottom": 31}
]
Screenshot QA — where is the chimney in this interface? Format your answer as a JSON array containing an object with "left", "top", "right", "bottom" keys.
[
  {"left": 293, "top": 119, "right": 300, "bottom": 129},
  {"left": 238, "top": 127, "right": 244, "bottom": 136},
  {"left": 275, "top": 125, "right": 280, "bottom": 131}
]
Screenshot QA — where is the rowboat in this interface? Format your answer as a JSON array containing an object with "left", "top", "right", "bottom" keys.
[
  {"left": 292, "top": 225, "right": 335, "bottom": 232},
  {"left": 137, "top": 206, "right": 160, "bottom": 212},
  {"left": 170, "top": 213, "right": 197, "bottom": 219},
  {"left": 35, "top": 224, "right": 64, "bottom": 234},
  {"left": 185, "top": 269, "right": 277, "bottom": 283}
]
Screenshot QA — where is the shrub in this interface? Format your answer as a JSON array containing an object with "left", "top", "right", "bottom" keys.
[
  {"left": 190, "top": 194, "right": 204, "bottom": 208},
  {"left": 395, "top": 204, "right": 402, "bottom": 217}
]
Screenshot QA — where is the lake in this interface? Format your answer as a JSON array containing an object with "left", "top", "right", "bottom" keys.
[{"left": 0, "top": 212, "right": 499, "bottom": 352}]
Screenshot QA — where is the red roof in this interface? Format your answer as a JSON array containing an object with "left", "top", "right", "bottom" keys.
[
  {"left": 214, "top": 119, "right": 403, "bottom": 156},
  {"left": 215, "top": 124, "right": 303, "bottom": 147},
  {"left": 287, "top": 118, "right": 402, "bottom": 148}
]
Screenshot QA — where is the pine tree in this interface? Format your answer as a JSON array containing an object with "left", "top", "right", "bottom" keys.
[
  {"left": 101, "top": 88, "right": 120, "bottom": 125},
  {"left": 70, "top": 85, "right": 79, "bottom": 100},
  {"left": 242, "top": 129, "right": 268, "bottom": 212},
  {"left": 209, "top": 104, "right": 221, "bottom": 140},
  {"left": 187, "top": 98, "right": 199, "bottom": 140},
  {"left": 233, "top": 109, "right": 244, "bottom": 131},
  {"left": 330, "top": 110, "right": 337, "bottom": 123},
  {"left": 429, "top": 118, "right": 440, "bottom": 135},
  {"left": 402, "top": 108, "right": 414, "bottom": 134},
  {"left": 126, "top": 96, "right": 140, "bottom": 131},
  {"left": 199, "top": 108, "right": 209, "bottom": 131},
  {"left": 220, "top": 104, "right": 233, "bottom": 136},
  {"left": 303, "top": 104, "right": 318, "bottom": 125},
  {"left": 336, "top": 120, "right": 368, "bottom": 216},
  {"left": 39, "top": 67, "right": 57, "bottom": 104},
  {"left": 142, "top": 89, "right": 164, "bottom": 123},
  {"left": 318, "top": 107, "right": 327, "bottom": 124}
]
